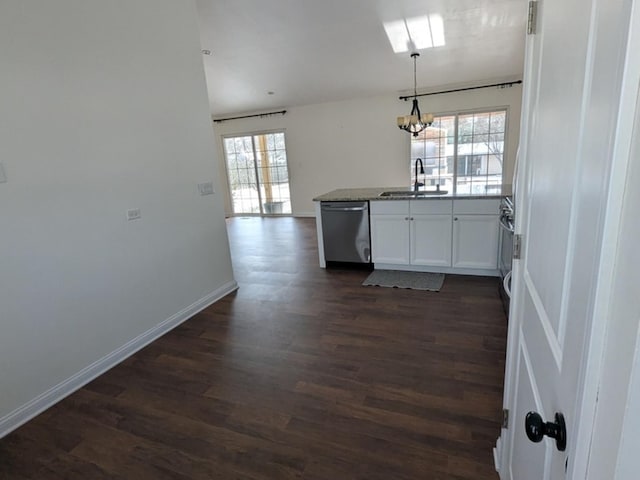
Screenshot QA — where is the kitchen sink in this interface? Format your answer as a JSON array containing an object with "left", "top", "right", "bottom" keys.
[
  {"left": 378, "top": 190, "right": 417, "bottom": 197},
  {"left": 416, "top": 190, "right": 448, "bottom": 195},
  {"left": 379, "top": 190, "right": 448, "bottom": 197}
]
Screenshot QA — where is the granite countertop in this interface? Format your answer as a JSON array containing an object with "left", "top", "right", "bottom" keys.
[{"left": 313, "top": 185, "right": 512, "bottom": 202}]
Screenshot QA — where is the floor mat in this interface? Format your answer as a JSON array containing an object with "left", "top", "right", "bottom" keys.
[{"left": 362, "top": 270, "right": 445, "bottom": 291}]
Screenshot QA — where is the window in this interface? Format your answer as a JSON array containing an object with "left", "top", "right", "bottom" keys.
[
  {"left": 410, "top": 109, "right": 507, "bottom": 195},
  {"left": 222, "top": 131, "right": 291, "bottom": 215}
]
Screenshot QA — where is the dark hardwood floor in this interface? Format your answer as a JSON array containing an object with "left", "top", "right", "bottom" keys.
[{"left": 0, "top": 217, "right": 506, "bottom": 479}]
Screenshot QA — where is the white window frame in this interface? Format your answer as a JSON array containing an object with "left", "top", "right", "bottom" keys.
[
  {"left": 410, "top": 106, "right": 510, "bottom": 195},
  {"left": 221, "top": 129, "right": 292, "bottom": 216}
]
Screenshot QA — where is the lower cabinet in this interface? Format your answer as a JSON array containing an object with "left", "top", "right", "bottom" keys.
[
  {"left": 370, "top": 214, "right": 410, "bottom": 264},
  {"left": 410, "top": 215, "right": 452, "bottom": 267},
  {"left": 452, "top": 199, "right": 500, "bottom": 269},
  {"left": 370, "top": 199, "right": 452, "bottom": 266},
  {"left": 370, "top": 198, "right": 500, "bottom": 273},
  {"left": 452, "top": 214, "right": 500, "bottom": 269}
]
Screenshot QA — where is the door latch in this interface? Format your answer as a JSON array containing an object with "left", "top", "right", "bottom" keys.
[
  {"left": 513, "top": 234, "right": 522, "bottom": 259},
  {"left": 502, "top": 408, "right": 510, "bottom": 429}
]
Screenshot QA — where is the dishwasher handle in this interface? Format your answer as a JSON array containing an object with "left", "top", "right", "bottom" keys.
[
  {"left": 321, "top": 204, "right": 368, "bottom": 212},
  {"left": 324, "top": 206, "right": 366, "bottom": 212}
]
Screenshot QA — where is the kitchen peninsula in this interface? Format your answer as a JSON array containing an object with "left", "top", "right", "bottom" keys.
[{"left": 314, "top": 186, "right": 511, "bottom": 276}]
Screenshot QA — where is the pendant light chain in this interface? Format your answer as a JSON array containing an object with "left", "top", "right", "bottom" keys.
[
  {"left": 397, "top": 52, "right": 434, "bottom": 137},
  {"left": 413, "top": 53, "right": 418, "bottom": 98}
]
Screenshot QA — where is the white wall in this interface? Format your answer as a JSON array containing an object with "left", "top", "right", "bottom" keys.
[
  {"left": 0, "top": 0, "right": 235, "bottom": 435},
  {"left": 213, "top": 85, "right": 522, "bottom": 215}
]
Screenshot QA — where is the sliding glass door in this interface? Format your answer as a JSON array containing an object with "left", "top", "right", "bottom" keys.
[{"left": 222, "top": 131, "right": 291, "bottom": 215}]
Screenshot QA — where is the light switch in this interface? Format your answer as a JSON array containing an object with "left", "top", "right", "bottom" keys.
[
  {"left": 126, "top": 208, "right": 141, "bottom": 221},
  {"left": 0, "top": 162, "right": 6, "bottom": 183},
  {"left": 198, "top": 182, "right": 214, "bottom": 195}
]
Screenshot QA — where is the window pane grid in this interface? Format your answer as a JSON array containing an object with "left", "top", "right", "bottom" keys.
[
  {"left": 223, "top": 132, "right": 291, "bottom": 215},
  {"left": 410, "top": 115, "right": 455, "bottom": 191},
  {"left": 411, "top": 110, "right": 506, "bottom": 195}
]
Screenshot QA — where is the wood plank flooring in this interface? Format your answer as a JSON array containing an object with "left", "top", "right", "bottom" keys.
[{"left": 0, "top": 217, "right": 506, "bottom": 479}]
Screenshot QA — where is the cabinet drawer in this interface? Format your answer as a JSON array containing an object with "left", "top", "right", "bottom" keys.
[
  {"left": 370, "top": 200, "right": 409, "bottom": 215},
  {"left": 410, "top": 199, "right": 452, "bottom": 215},
  {"left": 453, "top": 199, "right": 500, "bottom": 215}
]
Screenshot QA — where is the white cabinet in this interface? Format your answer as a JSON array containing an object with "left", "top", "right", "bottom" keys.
[
  {"left": 411, "top": 215, "right": 452, "bottom": 266},
  {"left": 409, "top": 200, "right": 452, "bottom": 266},
  {"left": 451, "top": 199, "right": 500, "bottom": 270},
  {"left": 370, "top": 200, "right": 452, "bottom": 267},
  {"left": 370, "top": 201, "right": 410, "bottom": 264},
  {"left": 370, "top": 214, "right": 410, "bottom": 264},
  {"left": 370, "top": 198, "right": 500, "bottom": 275}
]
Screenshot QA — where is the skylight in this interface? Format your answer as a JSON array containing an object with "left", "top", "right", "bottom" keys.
[{"left": 383, "top": 14, "right": 446, "bottom": 53}]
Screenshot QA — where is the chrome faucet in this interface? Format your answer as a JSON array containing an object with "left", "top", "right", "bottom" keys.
[{"left": 414, "top": 158, "right": 425, "bottom": 192}]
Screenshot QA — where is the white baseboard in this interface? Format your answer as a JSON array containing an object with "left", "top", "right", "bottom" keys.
[
  {"left": 0, "top": 280, "right": 238, "bottom": 439},
  {"left": 225, "top": 213, "right": 316, "bottom": 218},
  {"left": 493, "top": 436, "right": 503, "bottom": 474},
  {"left": 374, "top": 263, "right": 500, "bottom": 277}
]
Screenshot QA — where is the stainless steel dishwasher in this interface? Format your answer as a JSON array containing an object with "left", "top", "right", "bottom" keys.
[{"left": 320, "top": 201, "right": 371, "bottom": 264}]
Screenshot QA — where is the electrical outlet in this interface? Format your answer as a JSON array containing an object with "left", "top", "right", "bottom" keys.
[
  {"left": 198, "top": 182, "right": 214, "bottom": 195},
  {"left": 126, "top": 208, "right": 141, "bottom": 221}
]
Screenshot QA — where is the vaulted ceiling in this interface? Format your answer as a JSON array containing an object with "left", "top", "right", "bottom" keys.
[{"left": 195, "top": 0, "right": 527, "bottom": 117}]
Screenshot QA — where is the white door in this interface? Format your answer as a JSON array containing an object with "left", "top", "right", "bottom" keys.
[
  {"left": 451, "top": 214, "right": 498, "bottom": 269},
  {"left": 370, "top": 215, "right": 410, "bottom": 265},
  {"left": 410, "top": 214, "right": 452, "bottom": 266},
  {"left": 499, "top": 0, "right": 633, "bottom": 479}
]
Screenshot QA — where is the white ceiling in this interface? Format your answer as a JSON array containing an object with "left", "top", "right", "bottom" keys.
[{"left": 195, "top": 0, "right": 527, "bottom": 117}]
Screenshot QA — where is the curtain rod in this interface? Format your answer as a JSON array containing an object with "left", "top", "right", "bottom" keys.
[
  {"left": 399, "top": 80, "right": 522, "bottom": 101},
  {"left": 213, "top": 110, "right": 287, "bottom": 123}
]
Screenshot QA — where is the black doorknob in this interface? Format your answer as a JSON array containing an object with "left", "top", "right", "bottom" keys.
[{"left": 525, "top": 411, "right": 567, "bottom": 452}]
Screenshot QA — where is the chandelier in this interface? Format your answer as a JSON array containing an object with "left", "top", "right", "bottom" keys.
[{"left": 397, "top": 52, "right": 433, "bottom": 137}]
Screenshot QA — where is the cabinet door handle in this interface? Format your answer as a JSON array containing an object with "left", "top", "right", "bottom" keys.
[
  {"left": 454, "top": 217, "right": 458, "bottom": 221},
  {"left": 410, "top": 217, "right": 414, "bottom": 220},
  {"left": 404, "top": 217, "right": 409, "bottom": 220}
]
